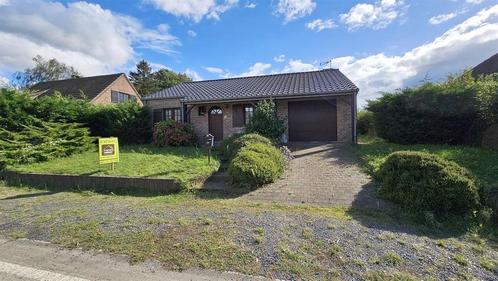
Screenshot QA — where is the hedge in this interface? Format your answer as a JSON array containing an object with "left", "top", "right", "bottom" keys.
[
  {"left": 228, "top": 142, "right": 284, "bottom": 187},
  {"left": 377, "top": 151, "right": 480, "bottom": 217}
]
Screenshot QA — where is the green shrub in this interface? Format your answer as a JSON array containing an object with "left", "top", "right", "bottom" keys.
[
  {"left": 219, "top": 133, "right": 242, "bottom": 160},
  {"left": 0, "top": 89, "right": 151, "bottom": 145},
  {"left": 0, "top": 158, "right": 5, "bottom": 171},
  {"left": 482, "top": 185, "right": 498, "bottom": 222},
  {"left": 377, "top": 151, "right": 480, "bottom": 217},
  {"left": 223, "top": 133, "right": 273, "bottom": 160},
  {"left": 366, "top": 71, "right": 498, "bottom": 145},
  {"left": 0, "top": 119, "right": 94, "bottom": 165},
  {"left": 245, "top": 100, "right": 285, "bottom": 142},
  {"left": 228, "top": 142, "right": 284, "bottom": 187},
  {"left": 357, "top": 110, "right": 375, "bottom": 135},
  {"left": 152, "top": 119, "right": 194, "bottom": 146}
]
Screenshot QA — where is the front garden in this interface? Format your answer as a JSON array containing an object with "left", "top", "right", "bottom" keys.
[{"left": 9, "top": 145, "right": 219, "bottom": 188}]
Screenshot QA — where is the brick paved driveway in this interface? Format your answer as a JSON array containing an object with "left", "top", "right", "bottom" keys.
[{"left": 240, "top": 142, "right": 386, "bottom": 209}]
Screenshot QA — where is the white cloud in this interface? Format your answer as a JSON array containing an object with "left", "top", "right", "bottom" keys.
[
  {"left": 282, "top": 59, "right": 316, "bottom": 73},
  {"left": 150, "top": 62, "right": 170, "bottom": 71},
  {"left": 429, "top": 12, "right": 457, "bottom": 25},
  {"left": 204, "top": 66, "right": 225, "bottom": 74},
  {"left": 187, "top": 30, "right": 197, "bottom": 37},
  {"left": 185, "top": 68, "right": 203, "bottom": 81},
  {"left": 466, "top": 0, "right": 484, "bottom": 4},
  {"left": 332, "top": 5, "right": 498, "bottom": 106},
  {"left": 241, "top": 62, "right": 272, "bottom": 76},
  {"left": 0, "top": 75, "right": 9, "bottom": 87},
  {"left": 340, "top": 0, "right": 408, "bottom": 30},
  {"left": 306, "top": 18, "right": 337, "bottom": 31},
  {"left": 245, "top": 2, "right": 256, "bottom": 8},
  {"left": 149, "top": 0, "right": 238, "bottom": 22},
  {"left": 0, "top": 0, "right": 180, "bottom": 75},
  {"left": 273, "top": 54, "right": 286, "bottom": 62},
  {"left": 275, "top": 0, "right": 316, "bottom": 23}
]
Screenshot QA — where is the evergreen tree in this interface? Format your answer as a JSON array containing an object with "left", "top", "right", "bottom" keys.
[{"left": 128, "top": 60, "right": 156, "bottom": 97}]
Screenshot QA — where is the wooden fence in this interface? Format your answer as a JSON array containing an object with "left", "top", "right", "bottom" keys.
[{"left": 0, "top": 170, "right": 181, "bottom": 195}]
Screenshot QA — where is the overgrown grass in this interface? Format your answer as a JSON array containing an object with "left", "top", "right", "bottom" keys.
[
  {"left": 9, "top": 145, "right": 219, "bottom": 187},
  {"left": 353, "top": 135, "right": 498, "bottom": 187}
]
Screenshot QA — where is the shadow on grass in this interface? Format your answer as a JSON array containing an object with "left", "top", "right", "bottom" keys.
[{"left": 1, "top": 191, "right": 57, "bottom": 200}]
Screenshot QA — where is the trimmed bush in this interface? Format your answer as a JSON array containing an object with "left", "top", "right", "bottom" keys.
[
  {"left": 222, "top": 133, "right": 273, "bottom": 160},
  {"left": 482, "top": 185, "right": 498, "bottom": 222},
  {"left": 153, "top": 119, "right": 194, "bottom": 146},
  {"left": 219, "top": 133, "right": 242, "bottom": 160},
  {"left": 377, "top": 151, "right": 480, "bottom": 217},
  {"left": 228, "top": 142, "right": 284, "bottom": 187},
  {"left": 245, "top": 100, "right": 285, "bottom": 142},
  {"left": 0, "top": 158, "right": 5, "bottom": 171}
]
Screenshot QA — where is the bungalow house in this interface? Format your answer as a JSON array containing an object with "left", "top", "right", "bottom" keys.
[
  {"left": 143, "top": 69, "right": 358, "bottom": 143},
  {"left": 30, "top": 73, "right": 142, "bottom": 105}
]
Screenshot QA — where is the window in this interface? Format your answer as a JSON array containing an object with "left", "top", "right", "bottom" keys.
[
  {"left": 244, "top": 105, "right": 254, "bottom": 125},
  {"left": 111, "top": 91, "right": 133, "bottom": 103},
  {"left": 233, "top": 104, "right": 254, "bottom": 127},
  {"left": 152, "top": 108, "right": 182, "bottom": 123},
  {"left": 198, "top": 106, "right": 206, "bottom": 116}
]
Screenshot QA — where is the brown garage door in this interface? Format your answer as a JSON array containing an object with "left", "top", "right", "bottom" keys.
[{"left": 288, "top": 99, "right": 337, "bottom": 141}]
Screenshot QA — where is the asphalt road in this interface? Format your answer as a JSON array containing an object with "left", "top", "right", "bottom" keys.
[{"left": 0, "top": 238, "right": 265, "bottom": 281}]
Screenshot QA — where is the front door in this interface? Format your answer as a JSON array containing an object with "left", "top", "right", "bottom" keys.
[{"left": 208, "top": 106, "right": 223, "bottom": 141}]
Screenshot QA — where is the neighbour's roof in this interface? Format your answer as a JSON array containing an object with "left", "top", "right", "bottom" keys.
[
  {"left": 143, "top": 68, "right": 358, "bottom": 102},
  {"left": 30, "top": 73, "right": 124, "bottom": 100},
  {"left": 473, "top": 53, "right": 498, "bottom": 76}
]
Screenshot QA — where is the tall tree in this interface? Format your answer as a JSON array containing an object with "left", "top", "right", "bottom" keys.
[
  {"left": 14, "top": 55, "right": 81, "bottom": 88},
  {"left": 153, "top": 69, "right": 192, "bottom": 90},
  {"left": 129, "top": 60, "right": 193, "bottom": 97},
  {"left": 128, "top": 60, "right": 156, "bottom": 97}
]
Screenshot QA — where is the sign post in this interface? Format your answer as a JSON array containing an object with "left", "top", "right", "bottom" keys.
[
  {"left": 205, "top": 134, "right": 214, "bottom": 165},
  {"left": 98, "top": 137, "right": 119, "bottom": 170}
]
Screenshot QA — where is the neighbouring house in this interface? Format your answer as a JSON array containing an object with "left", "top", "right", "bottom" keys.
[
  {"left": 143, "top": 69, "right": 358, "bottom": 143},
  {"left": 473, "top": 52, "right": 498, "bottom": 76},
  {"left": 30, "top": 73, "right": 142, "bottom": 105}
]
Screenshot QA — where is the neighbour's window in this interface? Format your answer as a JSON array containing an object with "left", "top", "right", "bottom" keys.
[
  {"left": 111, "top": 91, "right": 132, "bottom": 103},
  {"left": 244, "top": 105, "right": 254, "bottom": 125}
]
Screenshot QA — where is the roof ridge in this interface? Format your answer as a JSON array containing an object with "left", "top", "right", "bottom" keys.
[
  {"left": 34, "top": 73, "right": 124, "bottom": 85},
  {"left": 183, "top": 68, "right": 339, "bottom": 84}
]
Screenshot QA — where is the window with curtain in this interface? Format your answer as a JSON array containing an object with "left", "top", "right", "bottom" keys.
[
  {"left": 152, "top": 108, "right": 182, "bottom": 123},
  {"left": 244, "top": 105, "right": 254, "bottom": 125}
]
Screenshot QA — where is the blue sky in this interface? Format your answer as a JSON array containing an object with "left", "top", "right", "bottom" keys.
[{"left": 0, "top": 0, "right": 498, "bottom": 105}]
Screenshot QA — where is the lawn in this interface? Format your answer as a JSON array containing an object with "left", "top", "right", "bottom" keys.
[
  {"left": 0, "top": 183, "right": 497, "bottom": 280},
  {"left": 9, "top": 145, "right": 220, "bottom": 187},
  {"left": 353, "top": 135, "right": 498, "bottom": 188}
]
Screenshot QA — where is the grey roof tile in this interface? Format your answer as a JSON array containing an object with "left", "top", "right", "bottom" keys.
[{"left": 143, "top": 69, "right": 358, "bottom": 102}]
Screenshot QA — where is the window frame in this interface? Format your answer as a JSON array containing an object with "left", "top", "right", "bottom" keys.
[
  {"left": 244, "top": 104, "right": 254, "bottom": 125},
  {"left": 111, "top": 91, "right": 133, "bottom": 104}
]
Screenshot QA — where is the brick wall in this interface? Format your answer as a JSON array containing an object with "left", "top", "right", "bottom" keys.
[
  {"left": 189, "top": 103, "right": 244, "bottom": 142},
  {"left": 92, "top": 75, "right": 142, "bottom": 105},
  {"left": 147, "top": 95, "right": 354, "bottom": 143}
]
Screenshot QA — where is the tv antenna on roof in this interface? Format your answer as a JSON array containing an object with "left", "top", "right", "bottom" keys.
[{"left": 320, "top": 59, "right": 334, "bottom": 69}]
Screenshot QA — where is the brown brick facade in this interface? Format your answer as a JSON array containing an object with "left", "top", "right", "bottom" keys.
[
  {"left": 91, "top": 75, "right": 142, "bottom": 105},
  {"left": 146, "top": 95, "right": 355, "bottom": 143}
]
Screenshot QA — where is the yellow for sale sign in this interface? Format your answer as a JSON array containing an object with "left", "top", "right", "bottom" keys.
[{"left": 98, "top": 137, "right": 119, "bottom": 165}]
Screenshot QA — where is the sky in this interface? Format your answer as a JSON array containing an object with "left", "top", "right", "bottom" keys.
[{"left": 0, "top": 0, "right": 498, "bottom": 106}]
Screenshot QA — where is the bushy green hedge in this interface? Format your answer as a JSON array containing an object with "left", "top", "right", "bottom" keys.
[
  {"left": 367, "top": 71, "right": 498, "bottom": 145},
  {"left": 0, "top": 118, "right": 93, "bottom": 165},
  {"left": 221, "top": 133, "right": 273, "bottom": 160},
  {"left": 0, "top": 89, "right": 151, "bottom": 145},
  {"left": 228, "top": 142, "right": 284, "bottom": 187},
  {"left": 377, "top": 151, "right": 480, "bottom": 217},
  {"left": 152, "top": 119, "right": 194, "bottom": 146}
]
